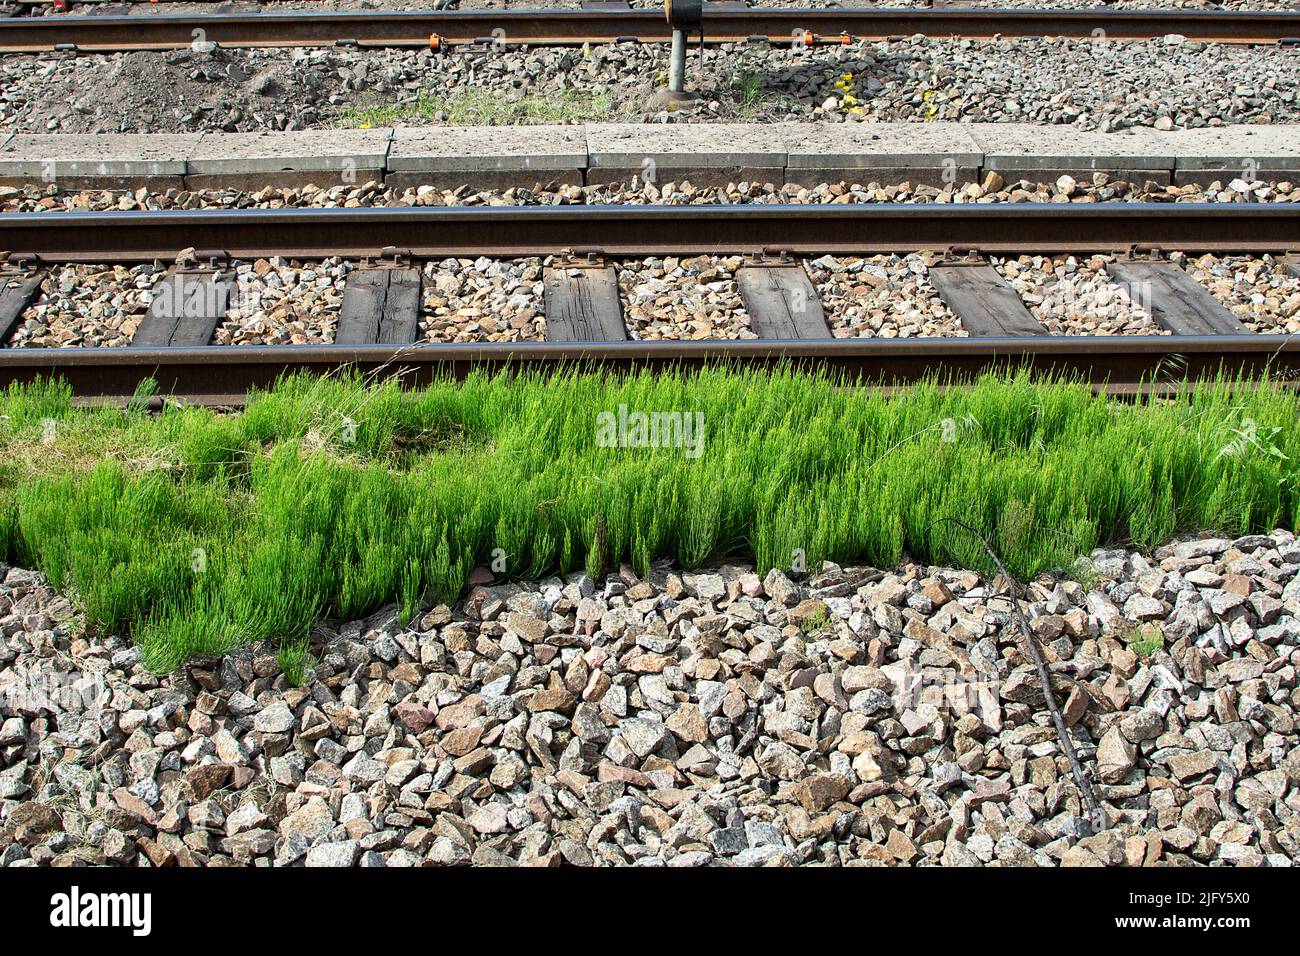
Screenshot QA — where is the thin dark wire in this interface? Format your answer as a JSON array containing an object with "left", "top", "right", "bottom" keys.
[{"left": 927, "top": 517, "right": 1105, "bottom": 835}]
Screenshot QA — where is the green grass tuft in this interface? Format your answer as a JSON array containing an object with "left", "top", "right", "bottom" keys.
[
  {"left": 1128, "top": 622, "right": 1165, "bottom": 658},
  {"left": 798, "top": 604, "right": 830, "bottom": 634},
  {"left": 1, "top": 367, "right": 1297, "bottom": 680},
  {"left": 724, "top": 66, "right": 800, "bottom": 119}
]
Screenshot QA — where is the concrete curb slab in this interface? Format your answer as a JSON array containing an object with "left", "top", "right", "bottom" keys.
[
  {"left": 185, "top": 130, "right": 392, "bottom": 190},
  {"left": 781, "top": 122, "right": 981, "bottom": 188},
  {"left": 0, "top": 124, "right": 1297, "bottom": 195},
  {"left": 1168, "top": 126, "right": 1300, "bottom": 186},
  {"left": 387, "top": 126, "right": 586, "bottom": 190},
  {"left": 586, "top": 123, "right": 786, "bottom": 187},
  {"left": 0, "top": 133, "right": 200, "bottom": 190},
  {"left": 970, "top": 125, "right": 1176, "bottom": 186}
]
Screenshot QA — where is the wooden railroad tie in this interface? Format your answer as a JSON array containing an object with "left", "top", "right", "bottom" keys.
[
  {"left": 0, "top": 256, "right": 44, "bottom": 346},
  {"left": 1107, "top": 259, "right": 1249, "bottom": 336},
  {"left": 133, "top": 252, "right": 236, "bottom": 348},
  {"left": 736, "top": 251, "right": 832, "bottom": 340},
  {"left": 928, "top": 253, "right": 1047, "bottom": 337},
  {"left": 544, "top": 250, "right": 628, "bottom": 343}
]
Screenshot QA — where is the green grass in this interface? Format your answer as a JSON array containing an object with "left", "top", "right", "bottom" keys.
[
  {"left": 723, "top": 67, "right": 800, "bottom": 120},
  {"left": 337, "top": 89, "right": 617, "bottom": 128},
  {"left": 1128, "top": 622, "right": 1165, "bottom": 658},
  {"left": 798, "top": 605, "right": 830, "bottom": 634},
  {"left": 1, "top": 368, "right": 1297, "bottom": 679}
]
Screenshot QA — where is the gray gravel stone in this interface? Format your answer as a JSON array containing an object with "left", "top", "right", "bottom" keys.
[{"left": 304, "top": 841, "right": 360, "bottom": 868}]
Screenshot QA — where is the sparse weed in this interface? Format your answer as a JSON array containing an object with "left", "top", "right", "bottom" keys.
[
  {"left": 1129, "top": 622, "right": 1164, "bottom": 658},
  {"left": 1066, "top": 555, "right": 1103, "bottom": 592},
  {"left": 337, "top": 89, "right": 616, "bottom": 128},
  {"left": 799, "top": 605, "right": 830, "bottom": 634},
  {"left": 724, "top": 65, "right": 798, "bottom": 119}
]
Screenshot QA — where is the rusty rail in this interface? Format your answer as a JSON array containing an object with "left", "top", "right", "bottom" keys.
[
  {"left": 2, "top": 203, "right": 1299, "bottom": 261},
  {"left": 1, "top": 6, "right": 1298, "bottom": 52},
  {"left": 2, "top": 337, "right": 1298, "bottom": 404}
]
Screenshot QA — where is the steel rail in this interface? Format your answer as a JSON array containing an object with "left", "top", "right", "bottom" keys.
[
  {"left": 2, "top": 7, "right": 1299, "bottom": 53},
  {"left": 2, "top": 203, "right": 1299, "bottom": 262},
  {"left": 1, "top": 336, "right": 1296, "bottom": 404}
]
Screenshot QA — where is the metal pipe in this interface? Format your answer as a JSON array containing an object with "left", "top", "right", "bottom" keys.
[{"left": 668, "top": 28, "right": 687, "bottom": 93}]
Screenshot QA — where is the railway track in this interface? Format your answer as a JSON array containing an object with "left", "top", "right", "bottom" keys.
[
  {"left": 1, "top": 5, "right": 1298, "bottom": 53},
  {"left": 1, "top": 202, "right": 1298, "bottom": 402}
]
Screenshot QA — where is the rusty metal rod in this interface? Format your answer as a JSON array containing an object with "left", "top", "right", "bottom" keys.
[{"left": 1, "top": 7, "right": 1298, "bottom": 52}]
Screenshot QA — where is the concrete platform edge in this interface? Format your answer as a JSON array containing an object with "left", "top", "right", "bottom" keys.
[{"left": 0, "top": 126, "right": 1296, "bottom": 193}]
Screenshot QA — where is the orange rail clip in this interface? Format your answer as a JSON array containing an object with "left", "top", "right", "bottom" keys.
[{"left": 428, "top": 33, "right": 443, "bottom": 50}]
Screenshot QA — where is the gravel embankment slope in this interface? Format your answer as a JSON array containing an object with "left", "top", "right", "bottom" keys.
[
  {"left": 2, "top": 35, "right": 1296, "bottom": 133},
  {"left": 2, "top": 530, "right": 1297, "bottom": 867}
]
